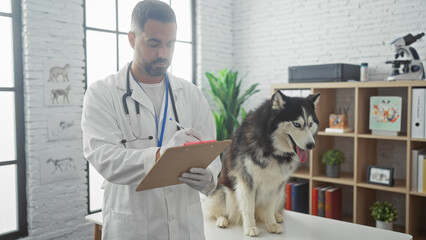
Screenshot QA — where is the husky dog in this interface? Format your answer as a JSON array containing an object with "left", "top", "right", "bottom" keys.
[{"left": 204, "top": 91, "right": 320, "bottom": 237}]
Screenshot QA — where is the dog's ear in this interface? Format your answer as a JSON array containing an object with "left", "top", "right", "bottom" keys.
[
  {"left": 272, "top": 91, "right": 286, "bottom": 110},
  {"left": 307, "top": 93, "right": 320, "bottom": 108}
]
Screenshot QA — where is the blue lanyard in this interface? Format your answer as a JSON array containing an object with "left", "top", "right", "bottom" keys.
[{"left": 134, "top": 74, "right": 169, "bottom": 147}]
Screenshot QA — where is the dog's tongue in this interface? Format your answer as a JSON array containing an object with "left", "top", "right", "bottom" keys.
[{"left": 296, "top": 147, "right": 307, "bottom": 163}]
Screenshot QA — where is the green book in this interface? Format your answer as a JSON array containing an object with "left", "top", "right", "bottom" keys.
[{"left": 369, "top": 96, "right": 402, "bottom": 135}]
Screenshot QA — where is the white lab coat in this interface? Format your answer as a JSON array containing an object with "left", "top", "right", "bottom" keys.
[{"left": 81, "top": 63, "right": 221, "bottom": 240}]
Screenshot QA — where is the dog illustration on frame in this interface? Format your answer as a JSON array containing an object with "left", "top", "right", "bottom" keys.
[
  {"left": 47, "top": 64, "right": 71, "bottom": 82},
  {"left": 50, "top": 85, "right": 71, "bottom": 104}
]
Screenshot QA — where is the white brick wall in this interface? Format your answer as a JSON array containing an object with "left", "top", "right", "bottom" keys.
[
  {"left": 196, "top": 0, "right": 233, "bottom": 104},
  {"left": 22, "top": 0, "right": 91, "bottom": 239},
  {"left": 232, "top": 0, "right": 426, "bottom": 111}
]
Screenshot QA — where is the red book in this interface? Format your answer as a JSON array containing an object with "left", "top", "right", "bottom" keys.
[
  {"left": 325, "top": 187, "right": 342, "bottom": 220},
  {"left": 285, "top": 182, "right": 293, "bottom": 210},
  {"left": 312, "top": 186, "right": 320, "bottom": 216}
]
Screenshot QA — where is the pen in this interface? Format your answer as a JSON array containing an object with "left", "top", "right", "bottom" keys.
[
  {"left": 169, "top": 117, "right": 185, "bottom": 130},
  {"left": 169, "top": 118, "right": 202, "bottom": 141}
]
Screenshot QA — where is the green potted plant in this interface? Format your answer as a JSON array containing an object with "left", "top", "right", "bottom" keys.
[
  {"left": 205, "top": 69, "right": 259, "bottom": 141},
  {"left": 321, "top": 149, "right": 345, "bottom": 178},
  {"left": 370, "top": 201, "right": 398, "bottom": 230}
]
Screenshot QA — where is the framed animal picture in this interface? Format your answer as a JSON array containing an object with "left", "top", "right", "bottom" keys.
[
  {"left": 39, "top": 148, "right": 82, "bottom": 185},
  {"left": 47, "top": 114, "right": 78, "bottom": 141},
  {"left": 44, "top": 61, "right": 73, "bottom": 106}
]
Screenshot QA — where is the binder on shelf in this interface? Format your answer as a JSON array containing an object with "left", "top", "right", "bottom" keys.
[
  {"left": 136, "top": 140, "right": 231, "bottom": 191},
  {"left": 411, "top": 88, "right": 425, "bottom": 139}
]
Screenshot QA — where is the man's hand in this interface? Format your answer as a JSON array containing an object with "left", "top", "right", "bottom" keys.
[
  {"left": 159, "top": 128, "right": 202, "bottom": 156},
  {"left": 179, "top": 168, "right": 215, "bottom": 195}
]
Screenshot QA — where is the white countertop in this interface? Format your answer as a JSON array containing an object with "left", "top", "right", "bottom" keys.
[
  {"left": 86, "top": 210, "right": 412, "bottom": 240},
  {"left": 204, "top": 210, "right": 412, "bottom": 240}
]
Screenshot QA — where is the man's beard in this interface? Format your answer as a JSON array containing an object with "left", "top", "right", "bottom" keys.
[{"left": 143, "top": 58, "right": 170, "bottom": 77}]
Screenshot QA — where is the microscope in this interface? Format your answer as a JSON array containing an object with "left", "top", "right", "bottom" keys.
[{"left": 386, "top": 32, "right": 425, "bottom": 81}]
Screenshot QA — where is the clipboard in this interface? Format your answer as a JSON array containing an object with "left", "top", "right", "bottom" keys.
[{"left": 136, "top": 140, "right": 231, "bottom": 192}]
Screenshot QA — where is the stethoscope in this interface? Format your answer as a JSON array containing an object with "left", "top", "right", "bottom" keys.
[{"left": 121, "top": 62, "right": 180, "bottom": 147}]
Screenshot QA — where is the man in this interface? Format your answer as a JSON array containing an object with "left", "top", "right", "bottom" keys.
[{"left": 81, "top": 1, "right": 221, "bottom": 239}]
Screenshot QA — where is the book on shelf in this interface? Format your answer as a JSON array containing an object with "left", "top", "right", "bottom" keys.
[
  {"left": 312, "top": 186, "right": 321, "bottom": 216},
  {"left": 325, "top": 128, "right": 353, "bottom": 133},
  {"left": 369, "top": 96, "right": 402, "bottom": 136},
  {"left": 325, "top": 187, "right": 342, "bottom": 220},
  {"left": 291, "top": 181, "right": 309, "bottom": 214},
  {"left": 411, "top": 149, "right": 426, "bottom": 191},
  {"left": 419, "top": 153, "right": 426, "bottom": 193},
  {"left": 317, "top": 186, "right": 331, "bottom": 217},
  {"left": 285, "top": 182, "right": 294, "bottom": 210},
  {"left": 411, "top": 88, "right": 426, "bottom": 139}
]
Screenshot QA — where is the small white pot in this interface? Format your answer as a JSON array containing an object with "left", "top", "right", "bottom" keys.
[{"left": 376, "top": 220, "right": 393, "bottom": 231}]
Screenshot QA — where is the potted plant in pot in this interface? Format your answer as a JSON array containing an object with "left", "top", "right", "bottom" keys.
[
  {"left": 370, "top": 201, "right": 398, "bottom": 231},
  {"left": 321, "top": 149, "right": 345, "bottom": 178}
]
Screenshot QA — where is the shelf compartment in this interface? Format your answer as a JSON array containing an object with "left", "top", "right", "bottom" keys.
[
  {"left": 313, "top": 88, "right": 355, "bottom": 132},
  {"left": 357, "top": 87, "right": 408, "bottom": 135},
  {"left": 311, "top": 182, "right": 354, "bottom": 223},
  {"left": 313, "top": 136, "right": 354, "bottom": 181},
  {"left": 408, "top": 194, "right": 426, "bottom": 239},
  {"left": 355, "top": 188, "right": 406, "bottom": 234},
  {"left": 356, "top": 139, "right": 407, "bottom": 187}
]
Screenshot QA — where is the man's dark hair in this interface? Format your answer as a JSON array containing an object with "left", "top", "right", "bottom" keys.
[{"left": 131, "top": 0, "right": 176, "bottom": 33}]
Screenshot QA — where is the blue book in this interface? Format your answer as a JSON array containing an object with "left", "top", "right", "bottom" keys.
[
  {"left": 291, "top": 181, "right": 309, "bottom": 214},
  {"left": 318, "top": 186, "right": 331, "bottom": 217}
]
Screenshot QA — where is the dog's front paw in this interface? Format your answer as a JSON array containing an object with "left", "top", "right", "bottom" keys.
[
  {"left": 275, "top": 212, "right": 284, "bottom": 223},
  {"left": 244, "top": 225, "right": 260, "bottom": 237},
  {"left": 216, "top": 216, "right": 229, "bottom": 228},
  {"left": 266, "top": 223, "right": 283, "bottom": 234}
]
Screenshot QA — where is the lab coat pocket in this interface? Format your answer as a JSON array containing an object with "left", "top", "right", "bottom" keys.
[
  {"left": 186, "top": 202, "right": 205, "bottom": 240},
  {"left": 103, "top": 210, "right": 147, "bottom": 240}
]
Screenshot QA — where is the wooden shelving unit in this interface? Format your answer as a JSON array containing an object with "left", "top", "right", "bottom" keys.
[{"left": 272, "top": 80, "right": 426, "bottom": 239}]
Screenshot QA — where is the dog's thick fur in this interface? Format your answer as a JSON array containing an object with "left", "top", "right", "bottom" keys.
[{"left": 204, "top": 91, "right": 320, "bottom": 237}]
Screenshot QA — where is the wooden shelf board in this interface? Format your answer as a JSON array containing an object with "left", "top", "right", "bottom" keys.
[
  {"left": 357, "top": 180, "right": 406, "bottom": 193},
  {"left": 318, "top": 131, "right": 355, "bottom": 137},
  {"left": 357, "top": 134, "right": 408, "bottom": 141},
  {"left": 292, "top": 167, "right": 310, "bottom": 179},
  {"left": 411, "top": 138, "right": 426, "bottom": 142},
  {"left": 272, "top": 80, "right": 426, "bottom": 90},
  {"left": 312, "top": 172, "right": 354, "bottom": 186},
  {"left": 409, "top": 191, "right": 426, "bottom": 197}
]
